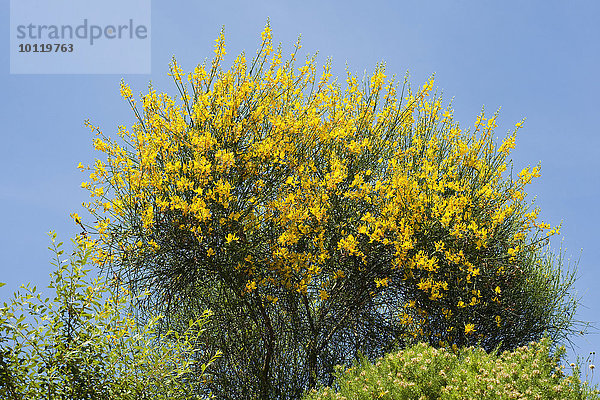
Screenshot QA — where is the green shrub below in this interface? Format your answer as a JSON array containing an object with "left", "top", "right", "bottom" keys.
[
  {"left": 303, "top": 338, "right": 599, "bottom": 400},
  {"left": 0, "top": 232, "right": 220, "bottom": 400}
]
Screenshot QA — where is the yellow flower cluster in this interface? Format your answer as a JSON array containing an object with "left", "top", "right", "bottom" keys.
[{"left": 78, "top": 23, "right": 560, "bottom": 349}]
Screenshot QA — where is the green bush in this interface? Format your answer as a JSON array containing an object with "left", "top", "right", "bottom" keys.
[
  {"left": 303, "top": 337, "right": 599, "bottom": 400},
  {"left": 0, "top": 232, "right": 220, "bottom": 399}
]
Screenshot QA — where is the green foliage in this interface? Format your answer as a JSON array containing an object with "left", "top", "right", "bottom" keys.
[
  {"left": 0, "top": 232, "right": 220, "bottom": 399},
  {"left": 304, "top": 337, "right": 600, "bottom": 400}
]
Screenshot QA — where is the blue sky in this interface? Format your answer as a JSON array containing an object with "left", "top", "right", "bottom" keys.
[{"left": 2, "top": 0, "right": 599, "bottom": 381}]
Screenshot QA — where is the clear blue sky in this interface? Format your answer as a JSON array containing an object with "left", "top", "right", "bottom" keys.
[{"left": 2, "top": 0, "right": 599, "bottom": 381}]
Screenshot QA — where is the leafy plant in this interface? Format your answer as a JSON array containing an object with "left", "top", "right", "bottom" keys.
[{"left": 0, "top": 232, "right": 220, "bottom": 399}]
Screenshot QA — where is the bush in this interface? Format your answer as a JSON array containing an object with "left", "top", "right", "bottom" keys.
[
  {"left": 0, "top": 232, "right": 220, "bottom": 399},
  {"left": 303, "top": 337, "right": 600, "bottom": 400},
  {"left": 76, "top": 22, "right": 583, "bottom": 397}
]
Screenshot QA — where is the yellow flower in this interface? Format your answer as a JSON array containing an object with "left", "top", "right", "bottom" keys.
[
  {"left": 375, "top": 277, "right": 389, "bottom": 288},
  {"left": 225, "top": 233, "right": 239, "bottom": 244},
  {"left": 337, "top": 234, "right": 360, "bottom": 256},
  {"left": 119, "top": 81, "right": 132, "bottom": 98},
  {"left": 319, "top": 290, "right": 329, "bottom": 300},
  {"left": 464, "top": 323, "right": 475, "bottom": 335},
  {"left": 70, "top": 213, "right": 81, "bottom": 224},
  {"left": 333, "top": 270, "right": 345, "bottom": 279},
  {"left": 266, "top": 295, "right": 278, "bottom": 304},
  {"left": 417, "top": 279, "right": 431, "bottom": 291},
  {"left": 245, "top": 280, "right": 257, "bottom": 292},
  {"left": 434, "top": 241, "right": 445, "bottom": 252}
]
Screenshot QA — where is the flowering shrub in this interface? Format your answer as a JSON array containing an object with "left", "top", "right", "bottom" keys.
[
  {"left": 0, "top": 232, "right": 219, "bottom": 399},
  {"left": 75, "top": 22, "right": 582, "bottom": 397},
  {"left": 303, "top": 338, "right": 600, "bottom": 400}
]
